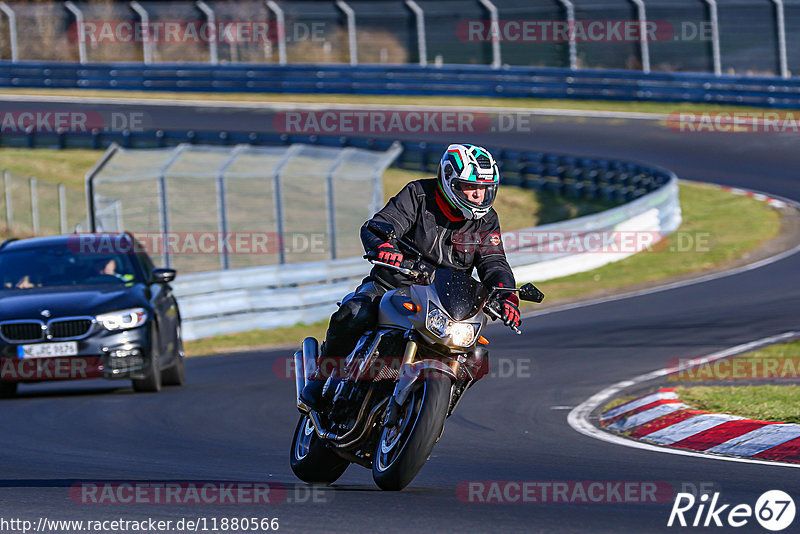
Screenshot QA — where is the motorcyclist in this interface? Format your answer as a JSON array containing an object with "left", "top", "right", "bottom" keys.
[{"left": 300, "top": 143, "right": 521, "bottom": 409}]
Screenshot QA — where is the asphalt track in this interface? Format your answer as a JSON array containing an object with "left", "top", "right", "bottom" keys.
[{"left": 0, "top": 99, "right": 799, "bottom": 533}]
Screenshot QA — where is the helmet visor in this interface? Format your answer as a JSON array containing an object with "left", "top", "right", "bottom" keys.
[{"left": 453, "top": 180, "right": 497, "bottom": 210}]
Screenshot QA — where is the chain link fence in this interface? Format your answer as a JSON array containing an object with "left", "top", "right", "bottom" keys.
[
  {"left": 82, "top": 142, "right": 401, "bottom": 274},
  {"left": 0, "top": 170, "right": 85, "bottom": 238},
  {"left": 0, "top": 0, "right": 794, "bottom": 75}
]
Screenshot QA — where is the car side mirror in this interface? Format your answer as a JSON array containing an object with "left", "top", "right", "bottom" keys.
[
  {"left": 152, "top": 268, "right": 176, "bottom": 284},
  {"left": 519, "top": 283, "right": 544, "bottom": 303},
  {"left": 366, "top": 220, "right": 396, "bottom": 242}
]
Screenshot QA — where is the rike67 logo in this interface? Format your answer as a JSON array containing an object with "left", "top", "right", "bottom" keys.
[{"left": 668, "top": 490, "right": 795, "bottom": 531}]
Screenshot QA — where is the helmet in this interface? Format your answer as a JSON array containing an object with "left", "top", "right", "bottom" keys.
[{"left": 437, "top": 143, "right": 499, "bottom": 220}]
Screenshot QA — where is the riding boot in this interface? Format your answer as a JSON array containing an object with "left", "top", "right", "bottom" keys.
[{"left": 299, "top": 342, "right": 332, "bottom": 411}]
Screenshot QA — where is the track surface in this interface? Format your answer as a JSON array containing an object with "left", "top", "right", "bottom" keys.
[{"left": 1, "top": 100, "right": 799, "bottom": 533}]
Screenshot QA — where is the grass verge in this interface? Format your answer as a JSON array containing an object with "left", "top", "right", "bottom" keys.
[
  {"left": 0, "top": 88, "right": 777, "bottom": 115},
  {"left": 675, "top": 384, "right": 800, "bottom": 424}
]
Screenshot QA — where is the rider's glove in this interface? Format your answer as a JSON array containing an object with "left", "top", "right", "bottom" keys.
[
  {"left": 376, "top": 242, "right": 404, "bottom": 267},
  {"left": 500, "top": 293, "right": 521, "bottom": 328}
]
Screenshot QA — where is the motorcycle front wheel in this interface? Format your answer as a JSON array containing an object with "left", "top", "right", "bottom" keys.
[
  {"left": 372, "top": 373, "right": 450, "bottom": 491},
  {"left": 289, "top": 414, "right": 350, "bottom": 485}
]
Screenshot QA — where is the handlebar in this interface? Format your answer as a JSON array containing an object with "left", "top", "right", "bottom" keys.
[
  {"left": 364, "top": 257, "right": 421, "bottom": 278},
  {"left": 483, "top": 300, "right": 522, "bottom": 335}
]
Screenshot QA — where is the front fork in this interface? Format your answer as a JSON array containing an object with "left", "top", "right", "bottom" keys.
[{"left": 383, "top": 338, "right": 457, "bottom": 426}]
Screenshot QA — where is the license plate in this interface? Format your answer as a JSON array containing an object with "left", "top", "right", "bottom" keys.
[{"left": 17, "top": 342, "right": 78, "bottom": 359}]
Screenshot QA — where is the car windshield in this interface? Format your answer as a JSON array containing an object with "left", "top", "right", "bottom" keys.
[{"left": 0, "top": 245, "right": 140, "bottom": 290}]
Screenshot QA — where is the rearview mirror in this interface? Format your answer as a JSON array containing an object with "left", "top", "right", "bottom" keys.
[
  {"left": 152, "top": 268, "right": 176, "bottom": 284},
  {"left": 519, "top": 283, "right": 544, "bottom": 303},
  {"left": 366, "top": 220, "right": 396, "bottom": 242}
]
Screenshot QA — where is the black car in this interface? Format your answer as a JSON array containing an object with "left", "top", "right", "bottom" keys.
[{"left": 0, "top": 233, "right": 184, "bottom": 397}]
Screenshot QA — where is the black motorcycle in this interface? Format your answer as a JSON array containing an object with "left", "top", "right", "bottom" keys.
[{"left": 290, "top": 221, "right": 544, "bottom": 490}]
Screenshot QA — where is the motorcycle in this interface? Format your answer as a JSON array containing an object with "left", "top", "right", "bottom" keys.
[{"left": 289, "top": 220, "right": 545, "bottom": 490}]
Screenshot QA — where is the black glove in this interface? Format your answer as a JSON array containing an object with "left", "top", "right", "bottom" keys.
[
  {"left": 376, "top": 242, "right": 403, "bottom": 267},
  {"left": 501, "top": 292, "right": 521, "bottom": 328}
]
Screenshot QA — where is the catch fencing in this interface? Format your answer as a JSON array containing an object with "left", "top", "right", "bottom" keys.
[
  {"left": 0, "top": 1, "right": 797, "bottom": 77},
  {"left": 82, "top": 141, "right": 399, "bottom": 273},
  {"left": 0, "top": 169, "right": 85, "bottom": 238}
]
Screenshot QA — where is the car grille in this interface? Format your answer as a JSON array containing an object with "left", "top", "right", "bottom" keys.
[
  {"left": 49, "top": 319, "right": 92, "bottom": 340},
  {"left": 1, "top": 322, "right": 44, "bottom": 342}
]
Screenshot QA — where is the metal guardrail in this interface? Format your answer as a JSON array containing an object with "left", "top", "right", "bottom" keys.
[
  {"left": 174, "top": 172, "right": 680, "bottom": 341},
  {"left": 1, "top": 61, "right": 799, "bottom": 107}
]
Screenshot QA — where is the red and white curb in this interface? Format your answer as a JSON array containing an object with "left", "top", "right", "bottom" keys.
[
  {"left": 717, "top": 185, "right": 788, "bottom": 209},
  {"left": 601, "top": 388, "right": 800, "bottom": 464}
]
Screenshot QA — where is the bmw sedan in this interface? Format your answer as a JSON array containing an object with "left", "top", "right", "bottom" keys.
[{"left": 0, "top": 233, "right": 184, "bottom": 397}]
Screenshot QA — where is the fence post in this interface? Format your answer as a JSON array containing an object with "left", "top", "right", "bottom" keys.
[
  {"left": 336, "top": 0, "right": 358, "bottom": 65},
  {"left": 29, "top": 177, "right": 39, "bottom": 236},
  {"left": 772, "top": 0, "right": 789, "bottom": 78},
  {"left": 215, "top": 144, "right": 248, "bottom": 270},
  {"left": 0, "top": 2, "right": 18, "bottom": 62},
  {"left": 58, "top": 184, "right": 68, "bottom": 234},
  {"left": 629, "top": 0, "right": 650, "bottom": 73},
  {"left": 324, "top": 148, "right": 355, "bottom": 260},
  {"left": 196, "top": 1, "right": 219, "bottom": 65},
  {"left": 3, "top": 170, "right": 12, "bottom": 231},
  {"left": 272, "top": 145, "right": 302, "bottom": 265},
  {"left": 478, "top": 0, "right": 501, "bottom": 69},
  {"left": 130, "top": 1, "right": 154, "bottom": 64},
  {"left": 704, "top": 0, "right": 722, "bottom": 75},
  {"left": 64, "top": 1, "right": 87, "bottom": 64},
  {"left": 557, "top": 0, "right": 577, "bottom": 69},
  {"left": 265, "top": 1, "right": 287, "bottom": 65},
  {"left": 405, "top": 0, "right": 427, "bottom": 66}
]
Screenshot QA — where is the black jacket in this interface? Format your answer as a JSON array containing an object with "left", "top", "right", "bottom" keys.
[{"left": 361, "top": 178, "right": 516, "bottom": 290}]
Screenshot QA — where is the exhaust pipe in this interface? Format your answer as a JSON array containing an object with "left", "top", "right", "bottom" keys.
[{"left": 295, "top": 337, "right": 320, "bottom": 411}]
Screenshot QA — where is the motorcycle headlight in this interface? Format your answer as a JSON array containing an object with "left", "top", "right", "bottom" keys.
[
  {"left": 426, "top": 304, "right": 478, "bottom": 347},
  {"left": 96, "top": 308, "right": 148, "bottom": 331},
  {"left": 450, "top": 322, "right": 477, "bottom": 347},
  {"left": 426, "top": 306, "right": 450, "bottom": 338}
]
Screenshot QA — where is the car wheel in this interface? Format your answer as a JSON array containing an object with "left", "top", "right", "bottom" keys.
[
  {"left": 161, "top": 326, "right": 185, "bottom": 387},
  {"left": 132, "top": 329, "right": 162, "bottom": 393},
  {"left": 0, "top": 381, "right": 18, "bottom": 399}
]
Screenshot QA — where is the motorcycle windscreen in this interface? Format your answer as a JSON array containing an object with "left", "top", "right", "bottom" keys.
[{"left": 433, "top": 268, "right": 488, "bottom": 321}]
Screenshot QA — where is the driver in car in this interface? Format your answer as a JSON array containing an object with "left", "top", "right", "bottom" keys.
[{"left": 301, "top": 144, "right": 520, "bottom": 410}]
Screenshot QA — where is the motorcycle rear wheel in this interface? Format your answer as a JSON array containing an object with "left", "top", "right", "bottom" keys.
[
  {"left": 372, "top": 373, "right": 450, "bottom": 491},
  {"left": 289, "top": 414, "right": 350, "bottom": 485}
]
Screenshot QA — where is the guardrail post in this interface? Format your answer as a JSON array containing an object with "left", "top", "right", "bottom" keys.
[
  {"left": 29, "top": 177, "right": 39, "bottom": 236},
  {"left": 0, "top": 2, "right": 18, "bottom": 62},
  {"left": 772, "top": 0, "right": 789, "bottom": 78},
  {"left": 704, "top": 0, "right": 722, "bottom": 75},
  {"left": 130, "top": 1, "right": 154, "bottom": 64},
  {"left": 58, "top": 184, "right": 68, "bottom": 234},
  {"left": 336, "top": 0, "right": 357, "bottom": 65},
  {"left": 478, "top": 0, "right": 501, "bottom": 68},
  {"left": 266, "top": 1, "right": 287, "bottom": 65},
  {"left": 64, "top": 1, "right": 87, "bottom": 64},
  {"left": 629, "top": 0, "right": 650, "bottom": 73},
  {"left": 3, "top": 170, "right": 12, "bottom": 230},
  {"left": 557, "top": 0, "right": 577, "bottom": 69},
  {"left": 196, "top": 1, "right": 219, "bottom": 65},
  {"left": 405, "top": 0, "right": 427, "bottom": 66}
]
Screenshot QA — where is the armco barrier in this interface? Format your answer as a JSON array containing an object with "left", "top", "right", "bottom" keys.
[
  {"left": 2, "top": 61, "right": 800, "bottom": 108},
  {"left": 174, "top": 174, "right": 679, "bottom": 341}
]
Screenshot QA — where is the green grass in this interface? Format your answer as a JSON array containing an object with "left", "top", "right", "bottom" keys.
[
  {"left": 185, "top": 320, "right": 329, "bottom": 357},
  {"left": 1, "top": 88, "right": 784, "bottom": 115},
  {"left": 675, "top": 385, "right": 800, "bottom": 424},
  {"left": 530, "top": 181, "right": 781, "bottom": 303}
]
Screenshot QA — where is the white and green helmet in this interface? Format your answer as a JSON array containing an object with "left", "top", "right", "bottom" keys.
[{"left": 437, "top": 143, "right": 500, "bottom": 220}]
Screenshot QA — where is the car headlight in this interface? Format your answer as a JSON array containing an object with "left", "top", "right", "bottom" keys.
[
  {"left": 426, "top": 304, "right": 478, "bottom": 347},
  {"left": 96, "top": 308, "right": 148, "bottom": 331}
]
